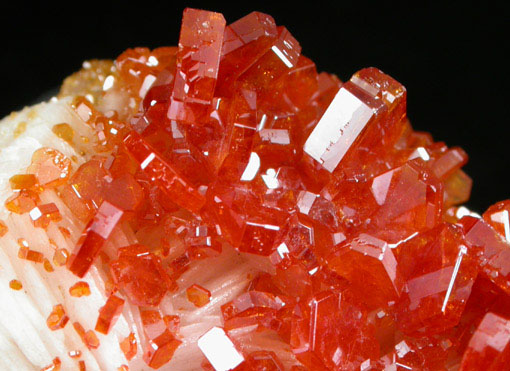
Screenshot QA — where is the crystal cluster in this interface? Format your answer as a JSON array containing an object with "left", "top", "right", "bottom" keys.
[{"left": 4, "top": 7, "right": 510, "bottom": 371}]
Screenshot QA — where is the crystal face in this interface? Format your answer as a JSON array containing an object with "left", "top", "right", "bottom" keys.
[{"left": 1, "top": 7, "right": 509, "bottom": 370}]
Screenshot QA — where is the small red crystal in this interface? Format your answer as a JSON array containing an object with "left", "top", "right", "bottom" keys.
[
  {"left": 328, "top": 233, "right": 403, "bottom": 309},
  {"left": 68, "top": 200, "right": 123, "bottom": 277},
  {"left": 73, "top": 322, "right": 100, "bottom": 349},
  {"left": 46, "top": 304, "right": 69, "bottom": 331},
  {"left": 168, "top": 8, "right": 226, "bottom": 124},
  {"left": 143, "top": 329, "right": 182, "bottom": 369},
  {"left": 27, "top": 147, "right": 72, "bottom": 188},
  {"left": 29, "top": 203, "right": 61, "bottom": 229},
  {"left": 186, "top": 284, "right": 211, "bottom": 307},
  {"left": 110, "top": 245, "right": 171, "bottom": 306},
  {"left": 69, "top": 281, "right": 91, "bottom": 297},
  {"left": 124, "top": 131, "right": 206, "bottom": 213},
  {"left": 95, "top": 294, "right": 125, "bottom": 334},
  {"left": 120, "top": 333, "right": 137, "bottom": 361}
]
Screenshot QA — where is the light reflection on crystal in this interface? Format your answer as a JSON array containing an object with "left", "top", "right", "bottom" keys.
[{"left": 197, "top": 327, "right": 244, "bottom": 371}]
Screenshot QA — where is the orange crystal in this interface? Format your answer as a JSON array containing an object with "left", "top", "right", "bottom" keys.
[
  {"left": 5, "top": 189, "right": 40, "bottom": 214},
  {"left": 43, "top": 258, "right": 54, "bottom": 272},
  {"left": 52, "top": 123, "right": 75, "bottom": 144},
  {"left": 40, "top": 357, "right": 61, "bottom": 371},
  {"left": 46, "top": 304, "right": 69, "bottom": 330},
  {"left": 459, "top": 312, "right": 510, "bottom": 370},
  {"left": 0, "top": 220, "right": 8, "bottom": 236},
  {"left": 69, "top": 281, "right": 91, "bottom": 297},
  {"left": 73, "top": 322, "right": 100, "bottom": 349},
  {"left": 186, "top": 284, "right": 211, "bottom": 307},
  {"left": 29, "top": 203, "right": 62, "bottom": 229},
  {"left": 27, "top": 147, "right": 72, "bottom": 188},
  {"left": 110, "top": 245, "right": 171, "bottom": 306},
  {"left": 67, "top": 200, "right": 123, "bottom": 277},
  {"left": 95, "top": 294, "right": 125, "bottom": 334},
  {"left": 18, "top": 239, "right": 44, "bottom": 263},
  {"left": 53, "top": 248, "right": 69, "bottom": 267},
  {"left": 120, "top": 332, "right": 137, "bottom": 361},
  {"left": 9, "top": 279, "right": 22, "bottom": 290},
  {"left": 9, "top": 173, "right": 37, "bottom": 190}
]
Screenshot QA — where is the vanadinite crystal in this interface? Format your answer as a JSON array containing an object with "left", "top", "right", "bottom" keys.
[{"left": 5, "top": 7, "right": 510, "bottom": 371}]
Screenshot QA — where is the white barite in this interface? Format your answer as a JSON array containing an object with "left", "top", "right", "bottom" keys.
[
  {"left": 304, "top": 87, "right": 373, "bottom": 172},
  {"left": 198, "top": 327, "right": 244, "bottom": 371}
]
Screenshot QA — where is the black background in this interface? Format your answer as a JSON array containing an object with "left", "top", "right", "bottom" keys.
[{"left": 0, "top": 1, "right": 507, "bottom": 212}]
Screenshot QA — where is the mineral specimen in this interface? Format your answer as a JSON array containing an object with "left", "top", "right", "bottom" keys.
[{"left": 1, "top": 7, "right": 509, "bottom": 371}]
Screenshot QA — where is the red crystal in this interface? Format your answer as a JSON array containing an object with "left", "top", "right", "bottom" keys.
[
  {"left": 303, "top": 67, "right": 405, "bottom": 173},
  {"left": 46, "top": 304, "right": 69, "bottom": 331},
  {"left": 186, "top": 284, "right": 211, "bottom": 307},
  {"left": 460, "top": 216, "right": 510, "bottom": 295},
  {"left": 138, "top": 308, "right": 182, "bottom": 369},
  {"left": 27, "top": 147, "right": 72, "bottom": 188},
  {"left": 124, "top": 131, "right": 206, "bottom": 213},
  {"left": 168, "top": 9, "right": 226, "bottom": 124},
  {"left": 120, "top": 333, "right": 137, "bottom": 361},
  {"left": 395, "top": 223, "right": 478, "bottom": 335},
  {"left": 459, "top": 312, "right": 510, "bottom": 370},
  {"left": 29, "top": 203, "right": 61, "bottom": 229},
  {"left": 110, "top": 245, "right": 171, "bottom": 306},
  {"left": 67, "top": 200, "right": 123, "bottom": 277},
  {"left": 95, "top": 294, "right": 125, "bottom": 334},
  {"left": 143, "top": 329, "right": 182, "bottom": 369},
  {"left": 328, "top": 233, "right": 404, "bottom": 309}
]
